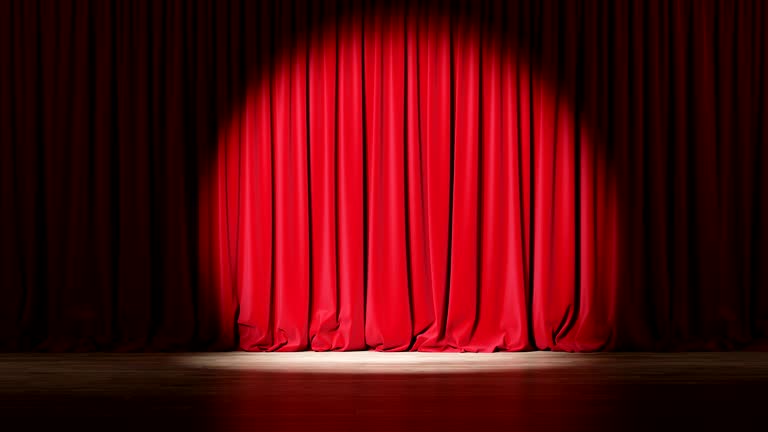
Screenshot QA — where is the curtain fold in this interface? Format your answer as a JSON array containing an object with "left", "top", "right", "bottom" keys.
[{"left": 0, "top": 0, "right": 766, "bottom": 352}]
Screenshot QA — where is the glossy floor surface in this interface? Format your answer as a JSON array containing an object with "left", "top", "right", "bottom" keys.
[{"left": 1, "top": 352, "right": 767, "bottom": 431}]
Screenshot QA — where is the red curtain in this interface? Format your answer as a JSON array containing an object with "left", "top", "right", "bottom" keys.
[{"left": 0, "top": 0, "right": 767, "bottom": 352}]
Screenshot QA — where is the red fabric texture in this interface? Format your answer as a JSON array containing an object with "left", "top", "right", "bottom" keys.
[{"left": 0, "top": 0, "right": 766, "bottom": 352}]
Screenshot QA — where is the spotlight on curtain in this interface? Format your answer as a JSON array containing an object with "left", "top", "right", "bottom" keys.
[{"left": 207, "top": 0, "right": 768, "bottom": 352}]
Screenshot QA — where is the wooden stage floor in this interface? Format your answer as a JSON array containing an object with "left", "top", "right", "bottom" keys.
[{"left": 1, "top": 352, "right": 767, "bottom": 431}]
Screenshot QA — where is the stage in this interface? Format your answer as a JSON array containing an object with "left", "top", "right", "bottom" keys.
[{"left": 2, "top": 352, "right": 766, "bottom": 431}]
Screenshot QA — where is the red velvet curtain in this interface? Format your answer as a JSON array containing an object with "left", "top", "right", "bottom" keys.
[{"left": 0, "top": 0, "right": 766, "bottom": 352}]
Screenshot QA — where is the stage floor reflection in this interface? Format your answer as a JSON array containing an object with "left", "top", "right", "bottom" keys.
[{"left": 1, "top": 352, "right": 766, "bottom": 431}]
